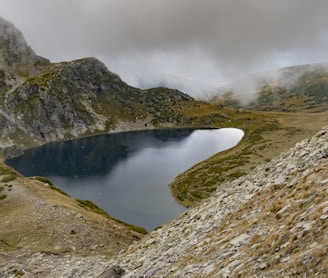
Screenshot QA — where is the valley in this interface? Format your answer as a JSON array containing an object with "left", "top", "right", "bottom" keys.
[{"left": 1, "top": 16, "right": 328, "bottom": 277}]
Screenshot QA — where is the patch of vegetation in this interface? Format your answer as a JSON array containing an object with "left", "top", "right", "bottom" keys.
[
  {"left": 109, "top": 215, "right": 148, "bottom": 235},
  {"left": 0, "top": 194, "right": 7, "bottom": 200},
  {"left": 247, "top": 122, "right": 280, "bottom": 144},
  {"left": 76, "top": 199, "right": 109, "bottom": 217},
  {"left": 76, "top": 199, "right": 148, "bottom": 234},
  {"left": 270, "top": 205, "right": 279, "bottom": 213},
  {"left": 0, "top": 166, "right": 10, "bottom": 175},
  {"left": 1, "top": 174, "right": 17, "bottom": 183},
  {"left": 33, "top": 176, "right": 53, "bottom": 185},
  {"left": 14, "top": 269, "right": 24, "bottom": 276},
  {"left": 33, "top": 176, "right": 69, "bottom": 196}
]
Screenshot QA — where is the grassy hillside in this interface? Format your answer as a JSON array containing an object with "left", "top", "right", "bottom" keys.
[{"left": 171, "top": 104, "right": 328, "bottom": 206}]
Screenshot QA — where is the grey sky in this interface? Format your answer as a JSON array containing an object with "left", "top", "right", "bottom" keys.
[{"left": 1, "top": 0, "right": 328, "bottom": 97}]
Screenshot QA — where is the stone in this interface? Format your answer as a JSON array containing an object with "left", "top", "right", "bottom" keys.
[
  {"left": 320, "top": 214, "right": 328, "bottom": 220},
  {"left": 98, "top": 265, "right": 125, "bottom": 278},
  {"left": 275, "top": 176, "right": 286, "bottom": 185},
  {"left": 218, "top": 267, "right": 231, "bottom": 278},
  {"left": 320, "top": 178, "right": 328, "bottom": 185},
  {"left": 277, "top": 204, "right": 291, "bottom": 214},
  {"left": 203, "top": 263, "right": 215, "bottom": 275},
  {"left": 230, "top": 234, "right": 250, "bottom": 247},
  {"left": 259, "top": 262, "right": 267, "bottom": 270},
  {"left": 322, "top": 207, "right": 328, "bottom": 214},
  {"left": 280, "top": 256, "right": 291, "bottom": 263}
]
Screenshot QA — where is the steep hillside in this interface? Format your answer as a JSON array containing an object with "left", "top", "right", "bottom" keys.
[
  {"left": 99, "top": 125, "right": 328, "bottom": 277},
  {"left": 2, "top": 58, "right": 192, "bottom": 148},
  {"left": 0, "top": 18, "right": 194, "bottom": 158},
  {"left": 211, "top": 63, "right": 328, "bottom": 112}
]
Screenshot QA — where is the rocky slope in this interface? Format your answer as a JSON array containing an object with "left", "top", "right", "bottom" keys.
[
  {"left": 98, "top": 125, "right": 328, "bottom": 277},
  {"left": 0, "top": 17, "right": 194, "bottom": 158},
  {"left": 211, "top": 63, "right": 328, "bottom": 112}
]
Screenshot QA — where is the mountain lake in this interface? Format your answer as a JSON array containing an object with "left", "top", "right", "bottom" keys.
[{"left": 6, "top": 128, "right": 244, "bottom": 231}]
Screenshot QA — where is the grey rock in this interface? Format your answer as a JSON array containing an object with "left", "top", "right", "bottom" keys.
[
  {"left": 98, "top": 265, "right": 125, "bottom": 278},
  {"left": 320, "top": 214, "right": 328, "bottom": 220}
]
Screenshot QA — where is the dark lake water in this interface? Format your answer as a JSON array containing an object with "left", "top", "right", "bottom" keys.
[{"left": 6, "top": 128, "right": 243, "bottom": 231}]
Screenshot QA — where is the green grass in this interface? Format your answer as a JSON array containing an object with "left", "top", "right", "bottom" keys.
[
  {"left": 14, "top": 269, "right": 24, "bottom": 276},
  {"left": 0, "top": 194, "right": 7, "bottom": 200},
  {"left": 1, "top": 174, "right": 17, "bottom": 183},
  {"left": 76, "top": 199, "right": 109, "bottom": 217},
  {"left": 33, "top": 176, "right": 70, "bottom": 196}
]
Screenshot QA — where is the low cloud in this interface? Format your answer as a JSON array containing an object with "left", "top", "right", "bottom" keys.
[{"left": 1, "top": 0, "right": 328, "bottom": 98}]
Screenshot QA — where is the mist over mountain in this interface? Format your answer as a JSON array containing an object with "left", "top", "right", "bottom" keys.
[
  {"left": 211, "top": 62, "right": 328, "bottom": 112},
  {"left": 117, "top": 65, "right": 219, "bottom": 98}
]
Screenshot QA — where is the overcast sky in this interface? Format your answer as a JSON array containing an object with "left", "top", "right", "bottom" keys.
[{"left": 1, "top": 0, "right": 328, "bottom": 97}]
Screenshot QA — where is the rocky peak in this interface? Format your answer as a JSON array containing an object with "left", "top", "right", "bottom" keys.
[{"left": 0, "top": 17, "right": 49, "bottom": 73}]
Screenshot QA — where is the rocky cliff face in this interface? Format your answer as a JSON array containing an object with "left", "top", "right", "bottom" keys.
[{"left": 0, "top": 18, "right": 193, "bottom": 157}]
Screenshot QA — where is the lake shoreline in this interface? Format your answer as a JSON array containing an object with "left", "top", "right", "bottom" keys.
[{"left": 6, "top": 128, "right": 244, "bottom": 231}]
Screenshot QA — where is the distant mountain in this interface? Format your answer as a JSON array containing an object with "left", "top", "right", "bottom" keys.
[
  {"left": 113, "top": 64, "right": 219, "bottom": 98},
  {"left": 210, "top": 63, "right": 328, "bottom": 112},
  {"left": 0, "top": 18, "right": 194, "bottom": 157}
]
